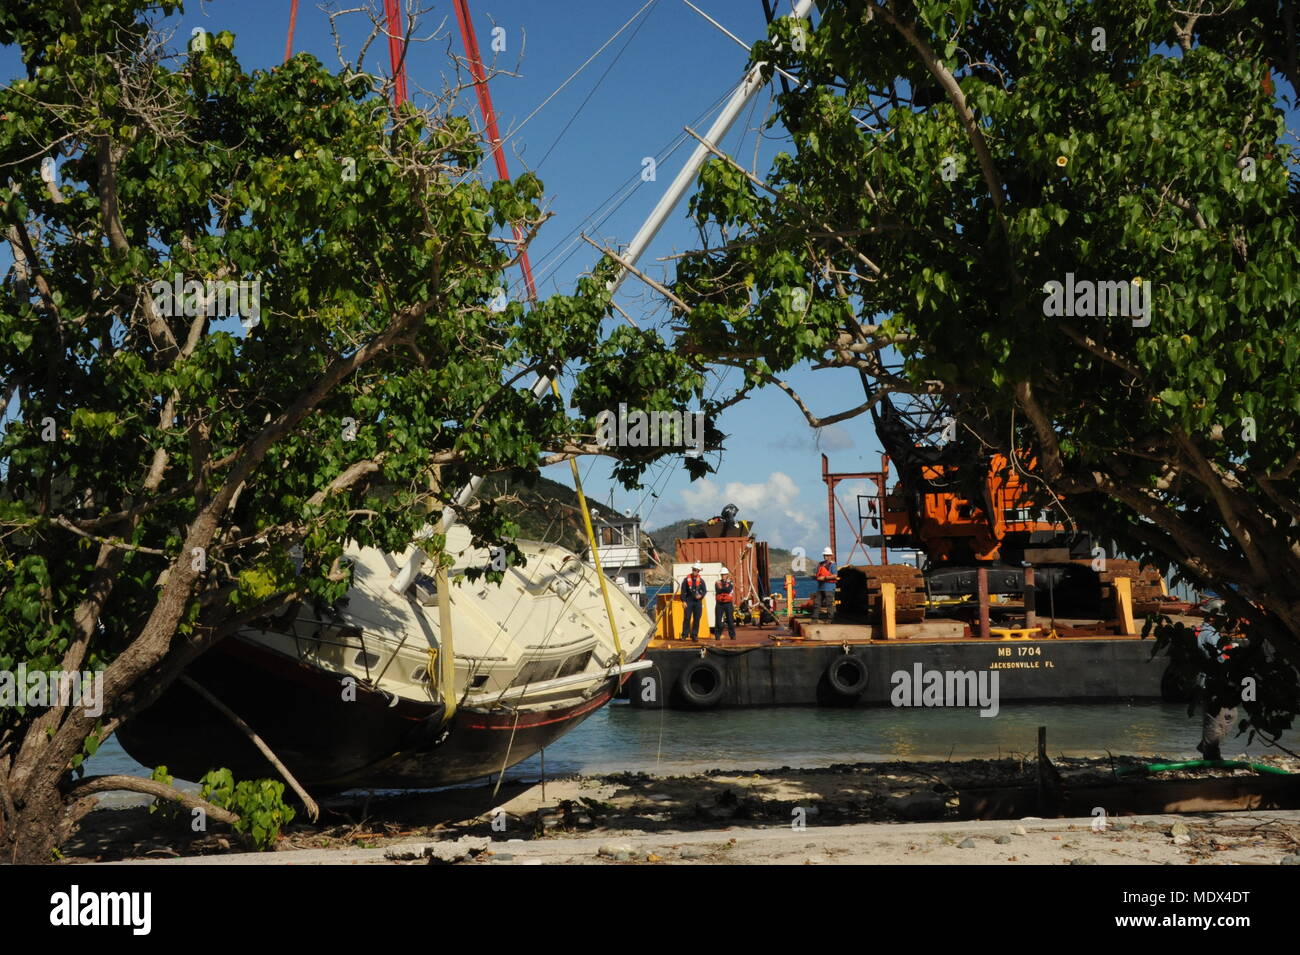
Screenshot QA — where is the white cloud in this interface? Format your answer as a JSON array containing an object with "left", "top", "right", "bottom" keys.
[
  {"left": 767, "top": 432, "right": 811, "bottom": 452},
  {"left": 680, "top": 471, "right": 821, "bottom": 550},
  {"left": 837, "top": 479, "right": 876, "bottom": 505}
]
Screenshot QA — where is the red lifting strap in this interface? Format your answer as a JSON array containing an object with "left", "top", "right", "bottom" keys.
[
  {"left": 451, "top": 0, "right": 538, "bottom": 300},
  {"left": 383, "top": 0, "right": 410, "bottom": 105},
  {"left": 284, "top": 0, "right": 300, "bottom": 63}
]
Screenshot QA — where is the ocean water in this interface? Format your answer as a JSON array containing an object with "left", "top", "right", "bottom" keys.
[{"left": 87, "top": 698, "right": 1273, "bottom": 787}]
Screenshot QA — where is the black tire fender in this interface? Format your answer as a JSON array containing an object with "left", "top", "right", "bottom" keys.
[
  {"left": 825, "top": 654, "right": 869, "bottom": 698},
  {"left": 678, "top": 659, "right": 725, "bottom": 708}
]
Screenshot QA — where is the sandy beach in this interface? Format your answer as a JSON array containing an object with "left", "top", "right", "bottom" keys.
[
  {"left": 63, "top": 755, "right": 1300, "bottom": 865},
  {"left": 103, "top": 811, "right": 1300, "bottom": 866}
]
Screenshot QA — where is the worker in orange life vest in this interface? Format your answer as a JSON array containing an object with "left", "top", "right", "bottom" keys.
[
  {"left": 713, "top": 567, "right": 737, "bottom": 640},
  {"left": 678, "top": 561, "right": 707, "bottom": 641},
  {"left": 814, "top": 547, "right": 838, "bottom": 621}
]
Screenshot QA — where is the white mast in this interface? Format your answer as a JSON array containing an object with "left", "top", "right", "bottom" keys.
[{"left": 608, "top": 0, "right": 816, "bottom": 296}]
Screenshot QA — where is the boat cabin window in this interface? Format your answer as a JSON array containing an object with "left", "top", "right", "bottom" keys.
[
  {"left": 512, "top": 658, "right": 561, "bottom": 687},
  {"left": 598, "top": 522, "right": 638, "bottom": 547},
  {"left": 412, "top": 573, "right": 439, "bottom": 606},
  {"left": 510, "top": 649, "right": 593, "bottom": 688},
  {"left": 554, "top": 649, "right": 593, "bottom": 678}
]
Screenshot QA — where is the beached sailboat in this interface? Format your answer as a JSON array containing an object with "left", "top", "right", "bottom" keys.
[{"left": 118, "top": 528, "right": 653, "bottom": 788}]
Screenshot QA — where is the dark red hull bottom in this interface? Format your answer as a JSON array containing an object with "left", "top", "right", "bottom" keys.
[{"left": 116, "top": 636, "right": 615, "bottom": 790}]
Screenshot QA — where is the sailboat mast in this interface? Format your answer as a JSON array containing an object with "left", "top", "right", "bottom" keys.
[
  {"left": 383, "top": 0, "right": 410, "bottom": 105},
  {"left": 452, "top": 0, "right": 540, "bottom": 299},
  {"left": 608, "top": 0, "right": 815, "bottom": 296}
]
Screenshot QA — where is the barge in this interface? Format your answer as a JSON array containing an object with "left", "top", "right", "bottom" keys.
[
  {"left": 629, "top": 468, "right": 1194, "bottom": 710},
  {"left": 626, "top": 622, "right": 1181, "bottom": 709}
]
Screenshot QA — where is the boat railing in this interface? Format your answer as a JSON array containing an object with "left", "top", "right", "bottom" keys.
[
  {"left": 462, "top": 658, "right": 653, "bottom": 707},
  {"left": 287, "top": 619, "right": 375, "bottom": 684}
]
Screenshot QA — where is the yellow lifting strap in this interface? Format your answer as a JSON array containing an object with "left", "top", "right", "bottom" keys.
[
  {"left": 423, "top": 468, "right": 458, "bottom": 723},
  {"left": 550, "top": 380, "right": 625, "bottom": 665},
  {"left": 435, "top": 562, "right": 456, "bottom": 720}
]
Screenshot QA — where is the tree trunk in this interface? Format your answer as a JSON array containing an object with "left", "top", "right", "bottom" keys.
[{"left": 3, "top": 785, "right": 65, "bottom": 864}]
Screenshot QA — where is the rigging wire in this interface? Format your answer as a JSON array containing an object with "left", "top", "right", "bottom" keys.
[
  {"left": 276, "top": 3, "right": 776, "bottom": 718},
  {"left": 533, "top": 1, "right": 660, "bottom": 173},
  {"left": 490, "top": 709, "right": 522, "bottom": 801},
  {"left": 457, "top": 448, "right": 615, "bottom": 697},
  {"left": 440, "top": 1, "right": 633, "bottom": 703},
  {"left": 453, "top": 0, "right": 538, "bottom": 297},
  {"left": 454, "top": 0, "right": 661, "bottom": 187},
  {"left": 469, "top": 415, "right": 689, "bottom": 712},
  {"left": 439, "top": 7, "right": 794, "bottom": 705},
  {"left": 508, "top": 80, "right": 745, "bottom": 301},
  {"left": 467, "top": 82, "right": 760, "bottom": 653}
]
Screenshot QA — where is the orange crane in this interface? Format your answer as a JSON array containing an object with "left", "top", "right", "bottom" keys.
[{"left": 824, "top": 392, "right": 1166, "bottom": 626}]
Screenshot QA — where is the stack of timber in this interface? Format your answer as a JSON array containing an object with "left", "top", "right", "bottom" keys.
[
  {"left": 837, "top": 564, "right": 928, "bottom": 624},
  {"left": 1094, "top": 558, "right": 1167, "bottom": 615}
]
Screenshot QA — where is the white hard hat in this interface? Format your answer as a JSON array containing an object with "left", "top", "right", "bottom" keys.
[
  {"left": 720, "top": 567, "right": 731, "bottom": 575},
  {"left": 691, "top": 561, "right": 702, "bottom": 570},
  {"left": 822, "top": 547, "right": 833, "bottom": 556}
]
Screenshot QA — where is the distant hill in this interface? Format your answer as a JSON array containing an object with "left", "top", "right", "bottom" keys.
[
  {"left": 642, "top": 518, "right": 693, "bottom": 551},
  {"left": 479, "top": 473, "right": 624, "bottom": 554}
]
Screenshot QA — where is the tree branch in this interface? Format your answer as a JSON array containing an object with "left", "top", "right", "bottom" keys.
[
  {"left": 874, "top": 1, "right": 1011, "bottom": 246},
  {"left": 581, "top": 234, "right": 691, "bottom": 312},
  {"left": 683, "top": 125, "right": 884, "bottom": 277},
  {"left": 762, "top": 371, "right": 906, "bottom": 428},
  {"left": 63, "top": 775, "right": 240, "bottom": 827},
  {"left": 178, "top": 675, "right": 319, "bottom": 822},
  {"left": 53, "top": 515, "right": 170, "bottom": 557}
]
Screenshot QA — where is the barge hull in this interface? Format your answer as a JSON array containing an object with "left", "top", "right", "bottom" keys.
[{"left": 628, "top": 637, "right": 1174, "bottom": 708}]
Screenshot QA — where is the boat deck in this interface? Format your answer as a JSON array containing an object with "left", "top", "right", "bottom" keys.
[{"left": 648, "top": 622, "right": 795, "bottom": 649}]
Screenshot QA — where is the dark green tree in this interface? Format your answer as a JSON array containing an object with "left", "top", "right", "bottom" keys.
[{"left": 669, "top": 1, "right": 1300, "bottom": 739}]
